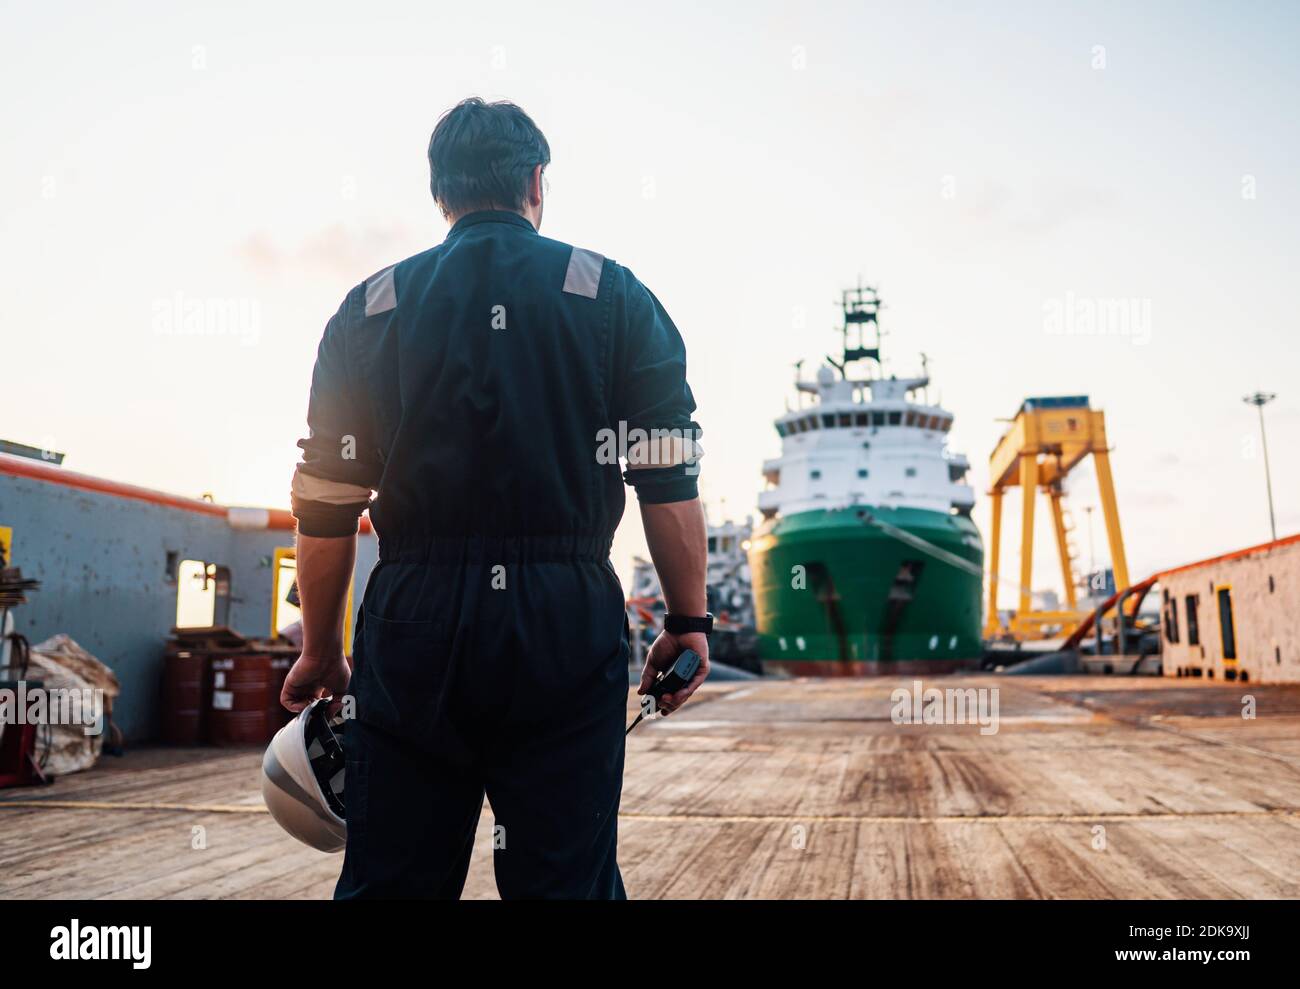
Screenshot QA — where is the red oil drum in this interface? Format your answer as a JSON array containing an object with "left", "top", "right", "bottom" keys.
[
  {"left": 207, "top": 653, "right": 274, "bottom": 745},
  {"left": 161, "top": 647, "right": 210, "bottom": 745}
]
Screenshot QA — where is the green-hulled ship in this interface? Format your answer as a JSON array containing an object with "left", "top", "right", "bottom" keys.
[{"left": 748, "top": 286, "right": 984, "bottom": 675}]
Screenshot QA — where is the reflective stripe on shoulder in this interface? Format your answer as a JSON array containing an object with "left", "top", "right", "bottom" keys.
[
  {"left": 562, "top": 248, "right": 604, "bottom": 299},
  {"left": 364, "top": 265, "right": 397, "bottom": 317}
]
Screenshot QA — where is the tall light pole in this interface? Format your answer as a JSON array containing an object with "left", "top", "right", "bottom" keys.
[{"left": 1243, "top": 391, "right": 1277, "bottom": 542}]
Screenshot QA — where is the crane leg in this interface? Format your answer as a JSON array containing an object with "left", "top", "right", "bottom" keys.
[{"left": 1018, "top": 455, "right": 1037, "bottom": 617}]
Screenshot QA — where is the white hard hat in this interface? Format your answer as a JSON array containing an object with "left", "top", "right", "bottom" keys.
[{"left": 261, "top": 698, "right": 347, "bottom": 853}]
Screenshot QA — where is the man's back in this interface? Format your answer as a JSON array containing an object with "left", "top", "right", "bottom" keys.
[
  {"left": 295, "top": 210, "right": 697, "bottom": 551},
  {"left": 384, "top": 213, "right": 614, "bottom": 541}
]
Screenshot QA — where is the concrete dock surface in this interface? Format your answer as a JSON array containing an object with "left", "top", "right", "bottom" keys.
[{"left": 2, "top": 675, "right": 1299, "bottom": 899}]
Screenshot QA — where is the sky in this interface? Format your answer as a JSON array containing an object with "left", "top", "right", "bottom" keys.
[{"left": 2, "top": 0, "right": 1298, "bottom": 592}]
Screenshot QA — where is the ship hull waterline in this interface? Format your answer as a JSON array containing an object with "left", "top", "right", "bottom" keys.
[{"left": 748, "top": 506, "right": 984, "bottom": 676}]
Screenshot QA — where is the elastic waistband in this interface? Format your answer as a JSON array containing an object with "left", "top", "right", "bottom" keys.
[{"left": 377, "top": 533, "right": 613, "bottom": 564}]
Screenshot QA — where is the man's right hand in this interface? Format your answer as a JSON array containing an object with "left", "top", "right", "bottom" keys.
[
  {"left": 638, "top": 630, "right": 710, "bottom": 715},
  {"left": 281, "top": 650, "right": 351, "bottom": 713}
]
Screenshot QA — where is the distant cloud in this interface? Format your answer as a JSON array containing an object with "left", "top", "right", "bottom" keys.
[
  {"left": 1125, "top": 488, "right": 1180, "bottom": 508},
  {"left": 236, "top": 221, "right": 429, "bottom": 281},
  {"left": 959, "top": 179, "right": 1121, "bottom": 241}
]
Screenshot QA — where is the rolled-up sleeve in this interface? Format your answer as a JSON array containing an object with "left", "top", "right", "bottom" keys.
[
  {"left": 612, "top": 271, "right": 702, "bottom": 504},
  {"left": 291, "top": 293, "right": 383, "bottom": 536}
]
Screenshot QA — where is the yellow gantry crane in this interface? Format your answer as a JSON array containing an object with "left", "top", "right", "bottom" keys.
[{"left": 986, "top": 396, "right": 1130, "bottom": 640}]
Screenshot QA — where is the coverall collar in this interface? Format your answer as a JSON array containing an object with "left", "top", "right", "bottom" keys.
[{"left": 447, "top": 210, "right": 537, "bottom": 238}]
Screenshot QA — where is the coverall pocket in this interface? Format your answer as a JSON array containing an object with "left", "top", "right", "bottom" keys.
[{"left": 353, "top": 610, "right": 453, "bottom": 741}]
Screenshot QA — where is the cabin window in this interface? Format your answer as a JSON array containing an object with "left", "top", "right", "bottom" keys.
[
  {"left": 1217, "top": 587, "right": 1237, "bottom": 661},
  {"left": 776, "top": 423, "right": 787, "bottom": 437},
  {"left": 176, "top": 560, "right": 233, "bottom": 628},
  {"left": 905, "top": 467, "right": 917, "bottom": 478},
  {"left": 854, "top": 413, "right": 868, "bottom": 427},
  {"left": 821, "top": 414, "right": 835, "bottom": 429},
  {"left": 810, "top": 469, "right": 822, "bottom": 480},
  {"left": 838, "top": 413, "right": 852, "bottom": 427},
  {"left": 888, "top": 411, "right": 902, "bottom": 426},
  {"left": 807, "top": 416, "right": 819, "bottom": 431},
  {"left": 707, "top": 537, "right": 717, "bottom": 552},
  {"left": 927, "top": 416, "right": 941, "bottom": 430},
  {"left": 905, "top": 411, "right": 917, "bottom": 426},
  {"left": 1164, "top": 593, "right": 1179, "bottom": 644},
  {"left": 1185, "top": 594, "right": 1200, "bottom": 646},
  {"left": 857, "top": 468, "right": 868, "bottom": 478},
  {"left": 872, "top": 411, "right": 885, "bottom": 427}
]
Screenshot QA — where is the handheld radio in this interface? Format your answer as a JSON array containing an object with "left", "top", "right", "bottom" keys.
[{"left": 625, "top": 649, "right": 702, "bottom": 735}]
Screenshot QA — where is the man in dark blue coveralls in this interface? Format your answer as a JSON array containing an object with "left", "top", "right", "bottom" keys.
[{"left": 281, "top": 98, "right": 711, "bottom": 899}]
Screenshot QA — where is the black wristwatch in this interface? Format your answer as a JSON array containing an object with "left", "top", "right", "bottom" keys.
[{"left": 663, "top": 612, "right": 713, "bottom": 635}]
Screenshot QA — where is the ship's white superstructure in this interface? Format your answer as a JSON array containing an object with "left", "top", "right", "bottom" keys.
[
  {"left": 759, "top": 367, "right": 974, "bottom": 520},
  {"left": 758, "top": 287, "right": 974, "bottom": 522}
]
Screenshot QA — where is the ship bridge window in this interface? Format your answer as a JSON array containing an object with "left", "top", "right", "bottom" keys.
[
  {"left": 888, "top": 411, "right": 902, "bottom": 426},
  {"left": 776, "top": 423, "right": 787, "bottom": 437},
  {"left": 806, "top": 416, "right": 819, "bottom": 431},
  {"left": 707, "top": 537, "right": 717, "bottom": 552},
  {"left": 854, "top": 412, "right": 868, "bottom": 427},
  {"left": 905, "top": 411, "right": 917, "bottom": 426},
  {"left": 821, "top": 414, "right": 835, "bottom": 429},
  {"left": 838, "top": 413, "right": 852, "bottom": 427},
  {"left": 871, "top": 411, "right": 885, "bottom": 427}
]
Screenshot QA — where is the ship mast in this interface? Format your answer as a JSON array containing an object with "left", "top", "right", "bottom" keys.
[{"left": 827, "top": 282, "right": 883, "bottom": 379}]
